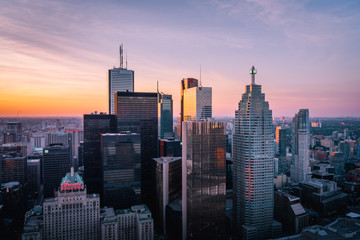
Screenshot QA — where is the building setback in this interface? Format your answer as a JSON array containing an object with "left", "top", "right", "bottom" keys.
[{"left": 233, "top": 66, "right": 280, "bottom": 239}]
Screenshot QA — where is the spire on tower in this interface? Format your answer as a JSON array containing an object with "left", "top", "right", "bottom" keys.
[
  {"left": 119, "top": 44, "right": 124, "bottom": 69},
  {"left": 250, "top": 65, "right": 257, "bottom": 85}
]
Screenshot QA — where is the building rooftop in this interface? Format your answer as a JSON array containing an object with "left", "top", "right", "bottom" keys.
[
  {"left": 153, "top": 156, "right": 182, "bottom": 164},
  {"left": 1, "top": 181, "right": 20, "bottom": 189},
  {"left": 59, "top": 170, "right": 84, "bottom": 192}
]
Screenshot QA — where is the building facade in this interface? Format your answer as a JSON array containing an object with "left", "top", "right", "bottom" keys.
[
  {"left": 43, "top": 144, "right": 70, "bottom": 198},
  {"left": 182, "top": 121, "right": 226, "bottom": 240},
  {"left": 101, "top": 132, "right": 141, "bottom": 209},
  {"left": 83, "top": 113, "right": 117, "bottom": 194},
  {"left": 158, "top": 93, "right": 173, "bottom": 139},
  {"left": 233, "top": 66, "right": 276, "bottom": 239}
]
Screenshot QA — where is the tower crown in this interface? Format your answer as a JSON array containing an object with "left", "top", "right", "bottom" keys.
[{"left": 250, "top": 66, "right": 257, "bottom": 85}]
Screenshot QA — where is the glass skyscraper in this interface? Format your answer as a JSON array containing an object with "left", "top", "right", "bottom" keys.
[
  {"left": 233, "top": 66, "right": 275, "bottom": 239},
  {"left": 158, "top": 93, "right": 173, "bottom": 139},
  {"left": 108, "top": 68, "right": 134, "bottom": 115},
  {"left": 83, "top": 113, "right": 116, "bottom": 194},
  {"left": 101, "top": 132, "right": 141, "bottom": 209},
  {"left": 115, "top": 92, "right": 158, "bottom": 207},
  {"left": 43, "top": 143, "right": 70, "bottom": 198},
  {"left": 182, "top": 121, "right": 226, "bottom": 240}
]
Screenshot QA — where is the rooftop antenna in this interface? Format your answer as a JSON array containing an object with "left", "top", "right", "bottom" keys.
[
  {"left": 250, "top": 65, "right": 257, "bottom": 85},
  {"left": 126, "top": 50, "right": 128, "bottom": 69},
  {"left": 199, "top": 64, "right": 202, "bottom": 87},
  {"left": 119, "top": 44, "right": 124, "bottom": 69},
  {"left": 157, "top": 81, "right": 159, "bottom": 93}
]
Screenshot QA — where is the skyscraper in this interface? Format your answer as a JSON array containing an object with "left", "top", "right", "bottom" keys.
[
  {"left": 101, "top": 132, "right": 141, "bottom": 209},
  {"left": 233, "top": 66, "right": 275, "bottom": 239},
  {"left": 158, "top": 93, "right": 173, "bottom": 139},
  {"left": 182, "top": 121, "right": 226, "bottom": 240},
  {"left": 177, "top": 78, "right": 199, "bottom": 139},
  {"left": 115, "top": 92, "right": 158, "bottom": 207},
  {"left": 43, "top": 143, "right": 70, "bottom": 198},
  {"left": 83, "top": 113, "right": 116, "bottom": 194},
  {"left": 290, "top": 109, "right": 311, "bottom": 183}
]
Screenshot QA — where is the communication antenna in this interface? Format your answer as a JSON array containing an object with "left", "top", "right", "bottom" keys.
[
  {"left": 126, "top": 50, "right": 128, "bottom": 69},
  {"left": 199, "top": 65, "right": 202, "bottom": 87},
  {"left": 119, "top": 44, "right": 124, "bottom": 69}
]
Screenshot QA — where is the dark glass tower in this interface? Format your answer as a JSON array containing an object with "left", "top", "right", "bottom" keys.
[
  {"left": 158, "top": 93, "right": 173, "bottom": 139},
  {"left": 182, "top": 121, "right": 226, "bottom": 240},
  {"left": 115, "top": 92, "right": 158, "bottom": 206},
  {"left": 83, "top": 114, "right": 116, "bottom": 194},
  {"left": 43, "top": 144, "right": 70, "bottom": 198},
  {"left": 101, "top": 132, "right": 141, "bottom": 209}
]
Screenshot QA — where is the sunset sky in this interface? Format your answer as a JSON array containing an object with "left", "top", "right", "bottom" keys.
[{"left": 1, "top": 0, "right": 359, "bottom": 117}]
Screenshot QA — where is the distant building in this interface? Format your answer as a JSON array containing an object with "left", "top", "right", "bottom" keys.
[
  {"left": 311, "top": 162, "right": 335, "bottom": 181},
  {"left": 329, "top": 152, "right": 345, "bottom": 175},
  {"left": 43, "top": 144, "right": 70, "bottom": 198},
  {"left": 274, "top": 191, "right": 309, "bottom": 234},
  {"left": 4, "top": 122, "right": 22, "bottom": 143},
  {"left": 108, "top": 67, "right": 134, "bottom": 115},
  {"left": 290, "top": 109, "right": 311, "bottom": 183},
  {"left": 339, "top": 141, "right": 351, "bottom": 159},
  {"left": 1, "top": 153, "right": 26, "bottom": 185},
  {"left": 151, "top": 156, "right": 181, "bottom": 235},
  {"left": 182, "top": 121, "right": 226, "bottom": 240},
  {"left": 101, "top": 132, "right": 141, "bottom": 209}
]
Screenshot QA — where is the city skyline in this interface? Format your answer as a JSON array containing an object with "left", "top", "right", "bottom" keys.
[{"left": 1, "top": 0, "right": 360, "bottom": 117}]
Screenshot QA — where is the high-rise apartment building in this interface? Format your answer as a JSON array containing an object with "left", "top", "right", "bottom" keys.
[
  {"left": 108, "top": 68, "right": 134, "bottom": 115},
  {"left": 115, "top": 92, "right": 158, "bottom": 207},
  {"left": 177, "top": 78, "right": 199, "bottom": 139},
  {"left": 290, "top": 109, "right": 311, "bottom": 183},
  {"left": 101, "top": 132, "right": 141, "bottom": 209},
  {"left": 182, "top": 121, "right": 226, "bottom": 240},
  {"left": 83, "top": 113, "right": 117, "bottom": 194},
  {"left": 233, "top": 66, "right": 276, "bottom": 239},
  {"left": 43, "top": 144, "right": 70, "bottom": 198},
  {"left": 158, "top": 93, "right": 173, "bottom": 139}
]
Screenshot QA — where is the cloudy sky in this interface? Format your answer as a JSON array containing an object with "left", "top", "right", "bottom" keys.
[{"left": 1, "top": 0, "right": 359, "bottom": 117}]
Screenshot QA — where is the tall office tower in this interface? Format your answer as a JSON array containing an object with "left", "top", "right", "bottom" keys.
[
  {"left": 43, "top": 144, "right": 70, "bottom": 198},
  {"left": 27, "top": 158, "right": 41, "bottom": 198},
  {"left": 42, "top": 170, "right": 101, "bottom": 240},
  {"left": 182, "top": 121, "right": 226, "bottom": 240},
  {"left": 276, "top": 126, "right": 288, "bottom": 156},
  {"left": 290, "top": 109, "right": 311, "bottom": 183},
  {"left": 101, "top": 132, "right": 141, "bottom": 209},
  {"left": 158, "top": 93, "right": 173, "bottom": 139},
  {"left": 233, "top": 66, "right": 276, "bottom": 239},
  {"left": 177, "top": 78, "right": 199, "bottom": 139},
  {"left": 151, "top": 156, "right": 182, "bottom": 235},
  {"left": 115, "top": 92, "right": 158, "bottom": 207},
  {"left": 83, "top": 113, "right": 116, "bottom": 194},
  {"left": 108, "top": 45, "right": 134, "bottom": 115}
]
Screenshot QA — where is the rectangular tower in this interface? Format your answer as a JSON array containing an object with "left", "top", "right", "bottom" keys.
[
  {"left": 182, "top": 121, "right": 226, "bottom": 240},
  {"left": 115, "top": 92, "right": 158, "bottom": 207},
  {"left": 158, "top": 93, "right": 173, "bottom": 139},
  {"left": 101, "top": 132, "right": 141, "bottom": 209},
  {"left": 43, "top": 144, "right": 70, "bottom": 198},
  {"left": 83, "top": 113, "right": 116, "bottom": 194},
  {"left": 290, "top": 109, "right": 311, "bottom": 183},
  {"left": 108, "top": 68, "right": 134, "bottom": 114}
]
